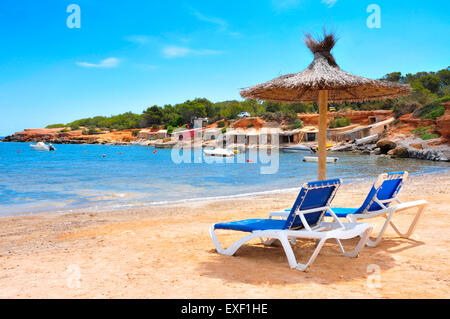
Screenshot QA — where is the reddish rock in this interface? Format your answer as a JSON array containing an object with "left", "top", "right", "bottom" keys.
[
  {"left": 409, "top": 143, "right": 423, "bottom": 149},
  {"left": 231, "top": 117, "right": 265, "bottom": 129},
  {"left": 397, "top": 113, "right": 435, "bottom": 128},
  {"left": 391, "top": 146, "right": 409, "bottom": 158},
  {"left": 3, "top": 127, "right": 134, "bottom": 144},
  {"left": 436, "top": 102, "right": 450, "bottom": 139},
  {"left": 298, "top": 110, "right": 392, "bottom": 126},
  {"left": 376, "top": 139, "right": 397, "bottom": 154}
]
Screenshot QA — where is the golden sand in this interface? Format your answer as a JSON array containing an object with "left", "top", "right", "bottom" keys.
[{"left": 0, "top": 172, "right": 449, "bottom": 298}]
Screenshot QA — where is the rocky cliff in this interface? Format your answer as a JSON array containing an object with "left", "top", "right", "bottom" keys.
[{"left": 2, "top": 128, "right": 134, "bottom": 145}]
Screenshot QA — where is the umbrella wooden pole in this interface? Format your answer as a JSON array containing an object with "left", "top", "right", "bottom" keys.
[{"left": 318, "top": 90, "right": 328, "bottom": 181}]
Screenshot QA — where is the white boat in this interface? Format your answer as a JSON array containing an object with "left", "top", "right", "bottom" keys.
[
  {"left": 303, "top": 156, "right": 339, "bottom": 163},
  {"left": 355, "top": 134, "right": 379, "bottom": 145},
  {"left": 204, "top": 148, "right": 235, "bottom": 157},
  {"left": 282, "top": 144, "right": 313, "bottom": 153},
  {"left": 30, "top": 142, "right": 56, "bottom": 151}
]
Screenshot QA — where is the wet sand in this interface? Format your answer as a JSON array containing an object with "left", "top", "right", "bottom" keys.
[{"left": 0, "top": 171, "right": 449, "bottom": 298}]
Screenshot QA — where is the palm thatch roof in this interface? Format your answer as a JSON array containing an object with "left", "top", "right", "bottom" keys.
[{"left": 240, "top": 32, "right": 411, "bottom": 103}]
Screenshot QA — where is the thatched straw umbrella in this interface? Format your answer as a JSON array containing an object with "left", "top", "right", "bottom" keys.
[{"left": 240, "top": 31, "right": 411, "bottom": 180}]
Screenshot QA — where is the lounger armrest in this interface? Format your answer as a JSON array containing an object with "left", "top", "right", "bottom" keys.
[{"left": 391, "top": 199, "right": 427, "bottom": 211}]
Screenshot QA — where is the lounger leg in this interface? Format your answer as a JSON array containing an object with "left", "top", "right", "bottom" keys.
[
  {"left": 335, "top": 239, "right": 345, "bottom": 254},
  {"left": 278, "top": 235, "right": 299, "bottom": 269},
  {"left": 210, "top": 226, "right": 259, "bottom": 256},
  {"left": 339, "top": 227, "right": 373, "bottom": 257},
  {"left": 388, "top": 204, "right": 426, "bottom": 238},
  {"left": 366, "top": 210, "right": 395, "bottom": 247},
  {"left": 279, "top": 235, "right": 326, "bottom": 272},
  {"left": 347, "top": 201, "right": 427, "bottom": 247},
  {"left": 348, "top": 212, "right": 403, "bottom": 247}
]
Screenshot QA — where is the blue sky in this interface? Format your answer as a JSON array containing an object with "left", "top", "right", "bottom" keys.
[{"left": 0, "top": 0, "right": 449, "bottom": 135}]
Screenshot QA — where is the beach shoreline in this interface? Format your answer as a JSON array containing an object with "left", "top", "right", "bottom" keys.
[
  {"left": 1, "top": 162, "right": 449, "bottom": 218},
  {"left": 0, "top": 171, "right": 449, "bottom": 298}
]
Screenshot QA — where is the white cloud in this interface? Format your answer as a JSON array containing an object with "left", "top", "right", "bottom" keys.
[
  {"left": 162, "top": 46, "right": 192, "bottom": 58},
  {"left": 76, "top": 57, "right": 120, "bottom": 68},
  {"left": 162, "top": 46, "right": 222, "bottom": 58},
  {"left": 322, "top": 0, "right": 338, "bottom": 8},
  {"left": 190, "top": 9, "right": 241, "bottom": 37},
  {"left": 192, "top": 10, "right": 228, "bottom": 31}
]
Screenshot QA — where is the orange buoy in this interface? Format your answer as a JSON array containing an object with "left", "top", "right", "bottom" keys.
[{"left": 153, "top": 149, "right": 157, "bottom": 154}]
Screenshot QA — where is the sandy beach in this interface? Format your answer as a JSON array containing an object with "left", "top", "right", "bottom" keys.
[{"left": 0, "top": 171, "right": 449, "bottom": 299}]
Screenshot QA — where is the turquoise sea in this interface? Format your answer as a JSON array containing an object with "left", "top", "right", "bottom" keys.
[{"left": 0, "top": 142, "right": 449, "bottom": 216}]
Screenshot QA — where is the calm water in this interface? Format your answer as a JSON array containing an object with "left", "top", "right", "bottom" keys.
[{"left": 0, "top": 142, "right": 448, "bottom": 216}]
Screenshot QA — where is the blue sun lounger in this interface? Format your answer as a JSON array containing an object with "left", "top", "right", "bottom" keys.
[
  {"left": 210, "top": 179, "right": 372, "bottom": 271},
  {"left": 270, "top": 172, "right": 427, "bottom": 247}
]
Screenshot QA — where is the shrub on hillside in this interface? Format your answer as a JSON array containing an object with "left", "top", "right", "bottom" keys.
[
  {"left": 46, "top": 124, "right": 64, "bottom": 129},
  {"left": 413, "top": 126, "right": 440, "bottom": 140},
  {"left": 393, "top": 100, "right": 422, "bottom": 118},
  {"left": 329, "top": 117, "right": 351, "bottom": 128},
  {"left": 413, "top": 96, "right": 449, "bottom": 119},
  {"left": 287, "top": 119, "right": 303, "bottom": 130},
  {"left": 262, "top": 111, "right": 297, "bottom": 123}
]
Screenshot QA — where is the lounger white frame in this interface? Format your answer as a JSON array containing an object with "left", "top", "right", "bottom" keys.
[
  {"left": 269, "top": 172, "right": 427, "bottom": 247},
  {"left": 345, "top": 197, "right": 427, "bottom": 247},
  {"left": 210, "top": 206, "right": 373, "bottom": 271}
]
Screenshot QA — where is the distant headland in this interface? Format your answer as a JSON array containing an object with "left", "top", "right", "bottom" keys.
[{"left": 2, "top": 68, "right": 449, "bottom": 162}]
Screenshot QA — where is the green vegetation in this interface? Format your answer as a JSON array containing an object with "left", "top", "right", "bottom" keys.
[
  {"left": 385, "top": 67, "right": 449, "bottom": 118},
  {"left": 421, "top": 133, "right": 439, "bottom": 140},
  {"left": 412, "top": 126, "right": 439, "bottom": 140},
  {"left": 413, "top": 96, "right": 449, "bottom": 120},
  {"left": 329, "top": 117, "right": 351, "bottom": 128},
  {"left": 166, "top": 126, "right": 175, "bottom": 135},
  {"left": 46, "top": 124, "right": 64, "bottom": 129},
  {"left": 287, "top": 119, "right": 304, "bottom": 130},
  {"left": 67, "top": 112, "right": 143, "bottom": 131},
  {"left": 86, "top": 126, "right": 101, "bottom": 135},
  {"left": 51, "top": 67, "right": 448, "bottom": 132}
]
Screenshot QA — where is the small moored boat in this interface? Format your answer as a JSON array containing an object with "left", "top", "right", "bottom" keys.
[
  {"left": 30, "top": 142, "right": 56, "bottom": 151},
  {"left": 303, "top": 156, "right": 338, "bottom": 163},
  {"left": 204, "top": 148, "right": 235, "bottom": 157},
  {"left": 282, "top": 145, "right": 313, "bottom": 153}
]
